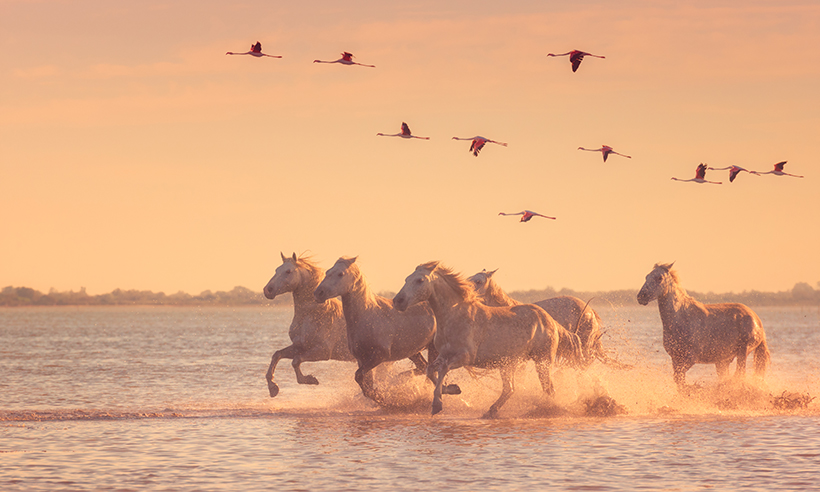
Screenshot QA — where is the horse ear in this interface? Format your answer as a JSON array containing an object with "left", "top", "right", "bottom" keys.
[
  {"left": 280, "top": 252, "right": 286, "bottom": 262},
  {"left": 292, "top": 252, "right": 298, "bottom": 262},
  {"left": 662, "top": 261, "right": 675, "bottom": 270},
  {"left": 488, "top": 268, "right": 498, "bottom": 277}
]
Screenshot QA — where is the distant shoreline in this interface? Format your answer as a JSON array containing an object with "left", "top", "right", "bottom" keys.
[{"left": 2, "top": 283, "right": 819, "bottom": 307}]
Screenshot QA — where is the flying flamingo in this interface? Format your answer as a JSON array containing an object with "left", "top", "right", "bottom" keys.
[
  {"left": 577, "top": 145, "right": 631, "bottom": 162},
  {"left": 226, "top": 41, "right": 282, "bottom": 58},
  {"left": 313, "top": 52, "right": 375, "bottom": 67},
  {"left": 377, "top": 122, "right": 429, "bottom": 140},
  {"left": 756, "top": 161, "right": 804, "bottom": 178},
  {"left": 671, "top": 163, "right": 722, "bottom": 184},
  {"left": 547, "top": 50, "right": 605, "bottom": 72},
  {"left": 452, "top": 136, "right": 507, "bottom": 156},
  {"left": 498, "top": 210, "right": 556, "bottom": 222},
  {"left": 707, "top": 165, "right": 760, "bottom": 183}
]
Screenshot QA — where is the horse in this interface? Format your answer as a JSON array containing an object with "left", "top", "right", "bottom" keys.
[
  {"left": 394, "top": 261, "right": 583, "bottom": 418},
  {"left": 468, "top": 268, "right": 605, "bottom": 367},
  {"left": 637, "top": 262, "right": 770, "bottom": 388},
  {"left": 313, "top": 256, "right": 457, "bottom": 405},
  {"left": 262, "top": 253, "right": 354, "bottom": 397}
]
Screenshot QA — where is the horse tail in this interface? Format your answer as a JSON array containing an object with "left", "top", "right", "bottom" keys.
[
  {"left": 558, "top": 326, "right": 585, "bottom": 369},
  {"left": 754, "top": 337, "right": 771, "bottom": 377}
]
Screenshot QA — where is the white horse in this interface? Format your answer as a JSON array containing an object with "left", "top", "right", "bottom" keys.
[
  {"left": 314, "top": 256, "right": 458, "bottom": 405},
  {"left": 637, "top": 262, "right": 770, "bottom": 388},
  {"left": 394, "top": 261, "right": 581, "bottom": 418},
  {"left": 468, "top": 269, "right": 605, "bottom": 367},
  {"left": 262, "top": 253, "right": 353, "bottom": 397}
]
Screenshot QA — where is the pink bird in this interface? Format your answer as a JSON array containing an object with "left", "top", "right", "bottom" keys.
[
  {"left": 707, "top": 165, "right": 760, "bottom": 183},
  {"left": 377, "top": 122, "right": 429, "bottom": 140},
  {"left": 498, "top": 210, "right": 556, "bottom": 222},
  {"left": 452, "top": 136, "right": 507, "bottom": 156},
  {"left": 547, "top": 50, "right": 605, "bottom": 72},
  {"left": 577, "top": 145, "right": 631, "bottom": 162},
  {"left": 756, "top": 161, "right": 804, "bottom": 178},
  {"left": 226, "top": 41, "right": 282, "bottom": 58},
  {"left": 313, "top": 51, "right": 375, "bottom": 67},
  {"left": 671, "top": 163, "right": 722, "bottom": 184}
]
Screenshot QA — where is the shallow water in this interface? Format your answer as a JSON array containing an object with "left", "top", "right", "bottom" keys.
[{"left": 1, "top": 305, "right": 819, "bottom": 491}]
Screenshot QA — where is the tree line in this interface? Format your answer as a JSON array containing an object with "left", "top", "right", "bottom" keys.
[{"left": 2, "top": 282, "right": 820, "bottom": 307}]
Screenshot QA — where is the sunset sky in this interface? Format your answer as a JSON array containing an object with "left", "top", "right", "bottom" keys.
[{"left": 2, "top": 0, "right": 819, "bottom": 296}]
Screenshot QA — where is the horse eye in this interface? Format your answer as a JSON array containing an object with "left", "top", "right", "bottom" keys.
[{"left": 416, "top": 278, "right": 424, "bottom": 284}]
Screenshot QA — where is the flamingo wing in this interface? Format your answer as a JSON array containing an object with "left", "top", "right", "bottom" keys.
[
  {"left": 401, "top": 122, "right": 411, "bottom": 136},
  {"left": 695, "top": 164, "right": 707, "bottom": 180},
  {"left": 774, "top": 161, "right": 787, "bottom": 172},
  {"left": 570, "top": 51, "right": 585, "bottom": 72}
]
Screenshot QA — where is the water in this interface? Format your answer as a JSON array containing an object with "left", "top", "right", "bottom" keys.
[{"left": 2, "top": 305, "right": 819, "bottom": 491}]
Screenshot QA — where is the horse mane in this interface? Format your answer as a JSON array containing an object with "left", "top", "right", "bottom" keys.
[
  {"left": 654, "top": 262, "right": 694, "bottom": 304},
  {"left": 428, "top": 263, "right": 477, "bottom": 303},
  {"left": 289, "top": 254, "right": 325, "bottom": 280},
  {"left": 484, "top": 277, "right": 519, "bottom": 306}
]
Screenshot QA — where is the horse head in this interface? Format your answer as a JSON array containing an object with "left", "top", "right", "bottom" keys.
[
  {"left": 314, "top": 256, "right": 358, "bottom": 302},
  {"left": 467, "top": 268, "right": 498, "bottom": 297},
  {"left": 637, "top": 262, "right": 676, "bottom": 305},
  {"left": 393, "top": 261, "right": 439, "bottom": 312},
  {"left": 263, "top": 252, "right": 304, "bottom": 300}
]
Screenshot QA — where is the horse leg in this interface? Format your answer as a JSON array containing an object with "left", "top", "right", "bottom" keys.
[
  {"left": 409, "top": 352, "right": 428, "bottom": 376},
  {"left": 266, "top": 345, "right": 298, "bottom": 397},
  {"left": 431, "top": 358, "right": 452, "bottom": 416},
  {"left": 535, "top": 359, "right": 555, "bottom": 397},
  {"left": 734, "top": 344, "right": 749, "bottom": 381},
  {"left": 672, "top": 358, "right": 694, "bottom": 389},
  {"left": 426, "top": 342, "right": 461, "bottom": 395},
  {"left": 483, "top": 365, "right": 516, "bottom": 419},
  {"left": 355, "top": 358, "right": 386, "bottom": 405},
  {"left": 292, "top": 354, "right": 319, "bottom": 385}
]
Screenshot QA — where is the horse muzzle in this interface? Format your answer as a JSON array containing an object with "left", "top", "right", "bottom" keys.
[{"left": 393, "top": 294, "right": 408, "bottom": 312}]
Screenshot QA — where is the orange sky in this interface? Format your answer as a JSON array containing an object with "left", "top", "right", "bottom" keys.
[{"left": 2, "top": 1, "right": 819, "bottom": 296}]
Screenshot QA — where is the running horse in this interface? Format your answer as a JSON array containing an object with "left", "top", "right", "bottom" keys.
[
  {"left": 394, "top": 261, "right": 583, "bottom": 418},
  {"left": 262, "top": 253, "right": 353, "bottom": 397},
  {"left": 313, "top": 257, "right": 458, "bottom": 405},
  {"left": 468, "top": 268, "right": 605, "bottom": 367},
  {"left": 637, "top": 262, "right": 770, "bottom": 388}
]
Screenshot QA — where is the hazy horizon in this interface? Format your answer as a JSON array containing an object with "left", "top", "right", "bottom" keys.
[{"left": 2, "top": 1, "right": 818, "bottom": 296}]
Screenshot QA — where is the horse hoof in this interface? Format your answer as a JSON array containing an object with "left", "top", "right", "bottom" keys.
[
  {"left": 431, "top": 401, "right": 443, "bottom": 415},
  {"left": 481, "top": 410, "right": 498, "bottom": 419},
  {"left": 301, "top": 375, "right": 319, "bottom": 385},
  {"left": 442, "top": 384, "right": 461, "bottom": 395},
  {"left": 268, "top": 382, "right": 280, "bottom": 398}
]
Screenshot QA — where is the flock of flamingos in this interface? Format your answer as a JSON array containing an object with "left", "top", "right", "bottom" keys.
[
  {"left": 229, "top": 40, "right": 786, "bottom": 417},
  {"left": 229, "top": 42, "right": 805, "bottom": 222}
]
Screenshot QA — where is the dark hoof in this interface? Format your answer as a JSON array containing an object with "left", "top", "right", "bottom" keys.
[
  {"left": 480, "top": 410, "right": 499, "bottom": 419},
  {"left": 431, "top": 400, "right": 443, "bottom": 415},
  {"left": 268, "top": 381, "right": 280, "bottom": 398},
  {"left": 442, "top": 384, "right": 461, "bottom": 395},
  {"left": 300, "top": 375, "right": 319, "bottom": 385}
]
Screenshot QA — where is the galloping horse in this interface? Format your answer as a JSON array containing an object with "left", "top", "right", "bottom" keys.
[
  {"left": 637, "top": 262, "right": 770, "bottom": 388},
  {"left": 262, "top": 253, "right": 353, "bottom": 397},
  {"left": 314, "top": 257, "right": 456, "bottom": 405},
  {"left": 394, "top": 261, "right": 582, "bottom": 418},
  {"left": 468, "top": 268, "right": 605, "bottom": 366}
]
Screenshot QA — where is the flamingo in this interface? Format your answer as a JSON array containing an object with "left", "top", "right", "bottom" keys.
[
  {"left": 452, "top": 136, "right": 507, "bottom": 156},
  {"left": 377, "top": 122, "right": 429, "bottom": 140},
  {"left": 707, "top": 165, "right": 760, "bottom": 183},
  {"left": 313, "top": 52, "right": 375, "bottom": 67},
  {"left": 756, "top": 161, "right": 804, "bottom": 178},
  {"left": 547, "top": 50, "right": 605, "bottom": 72},
  {"left": 671, "top": 163, "right": 722, "bottom": 184},
  {"left": 498, "top": 210, "right": 556, "bottom": 222},
  {"left": 577, "top": 145, "right": 631, "bottom": 162},
  {"left": 226, "top": 41, "right": 282, "bottom": 58}
]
